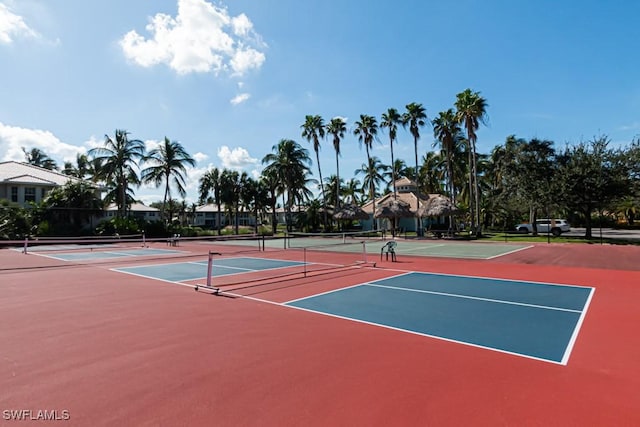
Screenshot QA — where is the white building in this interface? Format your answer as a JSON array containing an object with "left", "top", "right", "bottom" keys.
[{"left": 0, "top": 161, "right": 100, "bottom": 207}]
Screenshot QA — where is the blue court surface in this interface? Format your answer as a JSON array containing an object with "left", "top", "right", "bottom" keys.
[
  {"left": 285, "top": 272, "right": 594, "bottom": 364},
  {"left": 39, "top": 248, "right": 183, "bottom": 261},
  {"left": 114, "top": 257, "right": 305, "bottom": 282}
]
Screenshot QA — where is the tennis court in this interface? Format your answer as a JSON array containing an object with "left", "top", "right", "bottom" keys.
[{"left": 1, "top": 234, "right": 640, "bottom": 425}]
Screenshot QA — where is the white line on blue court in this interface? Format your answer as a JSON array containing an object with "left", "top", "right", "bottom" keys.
[
  {"left": 279, "top": 299, "right": 564, "bottom": 365},
  {"left": 561, "top": 286, "right": 595, "bottom": 365},
  {"left": 365, "top": 283, "right": 583, "bottom": 313}
]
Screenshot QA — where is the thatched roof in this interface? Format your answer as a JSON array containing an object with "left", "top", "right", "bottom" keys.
[
  {"left": 417, "top": 195, "right": 459, "bottom": 217},
  {"left": 333, "top": 203, "right": 369, "bottom": 220},
  {"left": 374, "top": 199, "right": 414, "bottom": 219}
]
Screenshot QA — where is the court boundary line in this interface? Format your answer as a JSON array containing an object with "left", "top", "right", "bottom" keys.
[
  {"left": 279, "top": 269, "right": 592, "bottom": 365},
  {"left": 281, "top": 295, "right": 566, "bottom": 365},
  {"left": 365, "top": 282, "right": 583, "bottom": 313},
  {"left": 24, "top": 247, "right": 183, "bottom": 261},
  {"left": 561, "top": 286, "right": 596, "bottom": 365}
]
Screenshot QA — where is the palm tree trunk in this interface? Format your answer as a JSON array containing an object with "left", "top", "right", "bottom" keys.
[
  {"left": 471, "top": 141, "right": 481, "bottom": 236},
  {"left": 335, "top": 153, "right": 340, "bottom": 210},
  {"left": 414, "top": 137, "right": 421, "bottom": 235},
  {"left": 391, "top": 139, "right": 397, "bottom": 199},
  {"left": 315, "top": 151, "right": 328, "bottom": 231}
]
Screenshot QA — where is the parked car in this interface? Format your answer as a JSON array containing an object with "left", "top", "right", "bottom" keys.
[{"left": 516, "top": 219, "right": 571, "bottom": 236}]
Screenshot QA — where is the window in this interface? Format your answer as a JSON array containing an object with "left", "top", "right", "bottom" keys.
[
  {"left": 11, "top": 187, "right": 18, "bottom": 202},
  {"left": 41, "top": 188, "right": 47, "bottom": 199},
  {"left": 24, "top": 187, "right": 36, "bottom": 202}
]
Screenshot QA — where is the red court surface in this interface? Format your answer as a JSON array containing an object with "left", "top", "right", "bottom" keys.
[{"left": 1, "top": 241, "right": 639, "bottom": 426}]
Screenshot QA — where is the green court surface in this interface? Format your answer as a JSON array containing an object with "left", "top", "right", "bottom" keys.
[{"left": 193, "top": 236, "right": 532, "bottom": 260}]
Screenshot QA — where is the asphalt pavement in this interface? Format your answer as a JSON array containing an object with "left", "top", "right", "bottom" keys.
[{"left": 563, "top": 227, "right": 640, "bottom": 240}]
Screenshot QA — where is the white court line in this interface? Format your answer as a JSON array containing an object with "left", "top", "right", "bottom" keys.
[
  {"left": 280, "top": 301, "right": 563, "bottom": 365},
  {"left": 400, "top": 244, "right": 447, "bottom": 252},
  {"left": 365, "top": 283, "right": 582, "bottom": 313},
  {"left": 486, "top": 244, "right": 535, "bottom": 259},
  {"left": 561, "top": 286, "right": 596, "bottom": 365}
]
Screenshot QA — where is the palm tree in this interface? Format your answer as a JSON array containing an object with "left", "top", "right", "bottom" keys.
[
  {"left": 62, "top": 153, "right": 91, "bottom": 179},
  {"left": 402, "top": 102, "right": 428, "bottom": 233},
  {"left": 326, "top": 117, "right": 347, "bottom": 210},
  {"left": 433, "top": 109, "right": 464, "bottom": 205},
  {"left": 355, "top": 156, "right": 389, "bottom": 207},
  {"left": 455, "top": 89, "right": 488, "bottom": 237},
  {"left": 22, "top": 147, "right": 58, "bottom": 170},
  {"left": 353, "top": 114, "right": 379, "bottom": 229},
  {"left": 220, "top": 169, "right": 244, "bottom": 234},
  {"left": 261, "top": 168, "right": 281, "bottom": 235},
  {"left": 301, "top": 115, "right": 327, "bottom": 229},
  {"left": 343, "top": 178, "right": 363, "bottom": 205},
  {"left": 141, "top": 137, "right": 195, "bottom": 223},
  {"left": 198, "top": 167, "right": 223, "bottom": 234},
  {"left": 380, "top": 108, "right": 403, "bottom": 199},
  {"left": 88, "top": 129, "right": 145, "bottom": 218},
  {"left": 420, "top": 151, "right": 445, "bottom": 195},
  {"left": 262, "top": 139, "right": 312, "bottom": 232}
]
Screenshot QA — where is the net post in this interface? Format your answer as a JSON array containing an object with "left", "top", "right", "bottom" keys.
[
  {"left": 262, "top": 234, "right": 265, "bottom": 251},
  {"left": 284, "top": 232, "right": 288, "bottom": 249},
  {"left": 142, "top": 231, "right": 146, "bottom": 248},
  {"left": 23, "top": 237, "right": 28, "bottom": 254},
  {"left": 362, "top": 241, "right": 367, "bottom": 264},
  {"left": 304, "top": 247, "right": 307, "bottom": 277},
  {"left": 206, "top": 251, "right": 214, "bottom": 288}
]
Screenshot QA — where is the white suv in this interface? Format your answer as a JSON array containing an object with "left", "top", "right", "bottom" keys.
[{"left": 516, "top": 219, "right": 570, "bottom": 236}]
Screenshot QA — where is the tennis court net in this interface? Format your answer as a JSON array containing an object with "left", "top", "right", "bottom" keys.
[
  {"left": 199, "top": 237, "right": 377, "bottom": 293},
  {"left": 286, "top": 230, "right": 385, "bottom": 249}
]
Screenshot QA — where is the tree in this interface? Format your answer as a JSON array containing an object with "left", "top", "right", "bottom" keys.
[
  {"left": 198, "top": 167, "right": 223, "bottom": 234},
  {"left": 262, "top": 139, "right": 312, "bottom": 232},
  {"left": 42, "top": 181, "right": 103, "bottom": 233},
  {"left": 326, "top": 117, "right": 347, "bottom": 210},
  {"left": 355, "top": 156, "right": 389, "bottom": 204},
  {"left": 420, "top": 151, "right": 445, "bottom": 195},
  {"left": 88, "top": 130, "right": 145, "bottom": 218},
  {"left": 343, "top": 178, "right": 364, "bottom": 205},
  {"left": 62, "top": 153, "right": 91, "bottom": 179},
  {"left": 455, "top": 89, "right": 488, "bottom": 237},
  {"left": 402, "top": 102, "right": 428, "bottom": 233},
  {"left": 141, "top": 137, "right": 195, "bottom": 223},
  {"left": 354, "top": 114, "right": 379, "bottom": 228},
  {"left": 301, "top": 115, "right": 328, "bottom": 229},
  {"left": 433, "top": 109, "right": 464, "bottom": 205},
  {"left": 555, "top": 136, "right": 631, "bottom": 238},
  {"left": 380, "top": 108, "right": 403, "bottom": 199},
  {"left": 261, "top": 168, "right": 281, "bottom": 235},
  {"left": 220, "top": 169, "right": 244, "bottom": 235},
  {"left": 500, "top": 136, "right": 557, "bottom": 235},
  {"left": 22, "top": 147, "right": 58, "bottom": 170}
]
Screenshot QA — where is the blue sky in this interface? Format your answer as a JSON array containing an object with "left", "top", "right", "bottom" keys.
[{"left": 1, "top": 0, "right": 639, "bottom": 204}]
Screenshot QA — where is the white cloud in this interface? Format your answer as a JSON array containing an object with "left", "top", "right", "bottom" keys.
[
  {"left": 0, "top": 3, "right": 40, "bottom": 44},
  {"left": 119, "top": 0, "right": 266, "bottom": 76},
  {"left": 0, "top": 122, "right": 85, "bottom": 163},
  {"left": 230, "top": 93, "right": 250, "bottom": 105},
  {"left": 217, "top": 145, "right": 257, "bottom": 170},
  {"left": 193, "top": 152, "right": 208, "bottom": 163},
  {"left": 618, "top": 121, "right": 640, "bottom": 131},
  {"left": 230, "top": 46, "right": 265, "bottom": 76}
]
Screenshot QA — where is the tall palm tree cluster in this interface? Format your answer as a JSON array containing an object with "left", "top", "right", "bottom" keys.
[
  {"left": 81, "top": 130, "right": 196, "bottom": 224},
  {"left": 262, "top": 89, "right": 487, "bottom": 233},
  {"left": 16, "top": 85, "right": 640, "bottom": 238},
  {"left": 18, "top": 89, "right": 489, "bottom": 235}
]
